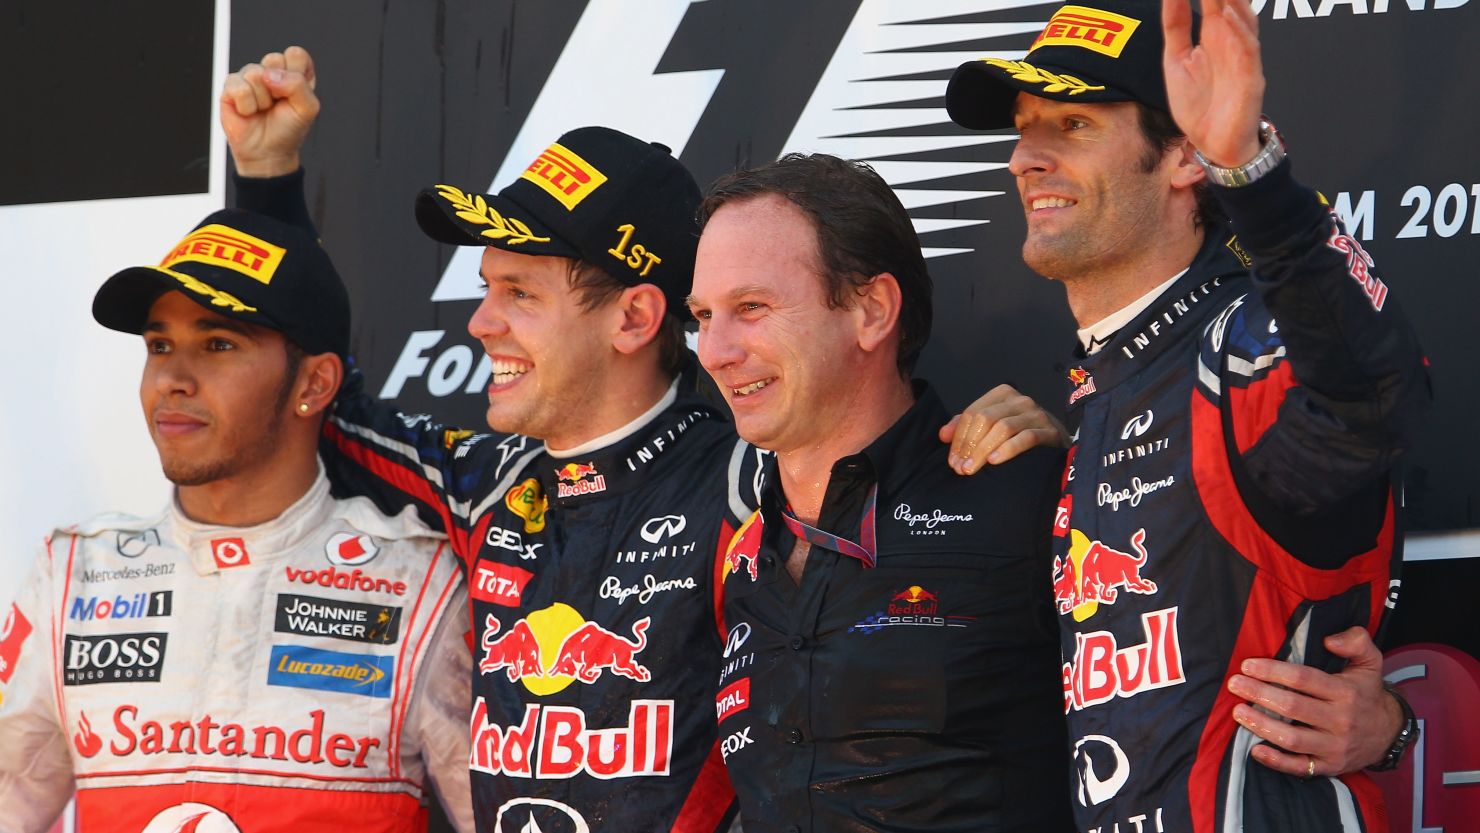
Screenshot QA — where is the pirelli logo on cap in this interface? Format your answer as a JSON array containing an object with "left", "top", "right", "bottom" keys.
[
  {"left": 160, "top": 224, "right": 287, "bottom": 285},
  {"left": 521, "top": 142, "right": 609, "bottom": 211},
  {"left": 1030, "top": 5, "right": 1141, "bottom": 59}
]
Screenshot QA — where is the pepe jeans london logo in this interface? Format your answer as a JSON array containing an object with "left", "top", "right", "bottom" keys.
[{"left": 893, "top": 503, "right": 974, "bottom": 536}]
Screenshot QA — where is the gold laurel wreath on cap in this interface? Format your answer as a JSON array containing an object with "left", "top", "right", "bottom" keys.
[
  {"left": 981, "top": 59, "right": 1106, "bottom": 96},
  {"left": 160, "top": 268, "right": 259, "bottom": 313},
  {"left": 434, "top": 185, "right": 551, "bottom": 246}
]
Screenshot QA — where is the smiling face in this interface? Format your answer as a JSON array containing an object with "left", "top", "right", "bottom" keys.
[
  {"left": 1009, "top": 95, "right": 1177, "bottom": 282},
  {"left": 140, "top": 290, "right": 299, "bottom": 486},
  {"left": 466, "top": 246, "right": 614, "bottom": 446},
  {"left": 689, "top": 194, "right": 863, "bottom": 453}
]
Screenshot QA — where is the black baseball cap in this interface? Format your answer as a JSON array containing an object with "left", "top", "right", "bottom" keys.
[
  {"left": 414, "top": 126, "right": 701, "bottom": 318},
  {"left": 947, "top": 0, "right": 1189, "bottom": 130},
  {"left": 92, "top": 209, "right": 351, "bottom": 356}
]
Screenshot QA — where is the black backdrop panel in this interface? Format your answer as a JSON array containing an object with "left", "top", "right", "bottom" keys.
[{"left": 0, "top": 1, "right": 215, "bottom": 206}]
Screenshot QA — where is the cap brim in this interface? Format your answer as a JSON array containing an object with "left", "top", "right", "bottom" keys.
[
  {"left": 947, "top": 58, "right": 1134, "bottom": 130},
  {"left": 414, "top": 185, "right": 580, "bottom": 259},
  {"left": 93, "top": 267, "right": 182, "bottom": 334},
  {"left": 92, "top": 265, "right": 280, "bottom": 335}
]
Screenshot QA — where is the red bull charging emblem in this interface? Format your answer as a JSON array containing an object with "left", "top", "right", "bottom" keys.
[
  {"left": 722, "top": 510, "right": 764, "bottom": 583},
  {"left": 479, "top": 604, "right": 651, "bottom": 696},
  {"left": 554, "top": 462, "right": 607, "bottom": 498},
  {"left": 1053, "top": 528, "right": 1159, "bottom": 622}
]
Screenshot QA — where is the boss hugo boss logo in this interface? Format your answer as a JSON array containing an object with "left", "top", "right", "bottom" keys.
[{"left": 64, "top": 632, "right": 168, "bottom": 685}]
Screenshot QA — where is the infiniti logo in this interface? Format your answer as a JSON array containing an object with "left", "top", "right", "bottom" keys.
[
  {"left": 1073, "top": 734, "right": 1131, "bottom": 807},
  {"left": 723, "top": 622, "right": 752, "bottom": 659},
  {"left": 640, "top": 514, "right": 687, "bottom": 544},
  {"left": 1121, "top": 411, "right": 1154, "bottom": 440}
]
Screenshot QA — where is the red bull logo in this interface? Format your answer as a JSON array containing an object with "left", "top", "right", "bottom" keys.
[
  {"left": 555, "top": 462, "right": 607, "bottom": 498},
  {"left": 469, "top": 697, "right": 671, "bottom": 779},
  {"left": 1067, "top": 367, "right": 1098, "bottom": 405},
  {"left": 1054, "top": 528, "right": 1158, "bottom": 622},
  {"left": 722, "top": 510, "right": 764, "bottom": 583},
  {"left": 888, "top": 585, "right": 939, "bottom": 616},
  {"left": 1063, "top": 607, "right": 1184, "bottom": 712},
  {"left": 1030, "top": 5, "right": 1142, "bottom": 59},
  {"left": 478, "top": 605, "right": 652, "bottom": 695}
]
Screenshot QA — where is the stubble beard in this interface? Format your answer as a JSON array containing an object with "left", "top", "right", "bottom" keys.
[{"left": 159, "top": 368, "right": 296, "bottom": 486}]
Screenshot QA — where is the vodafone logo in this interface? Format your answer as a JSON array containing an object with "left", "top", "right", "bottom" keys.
[
  {"left": 141, "top": 803, "right": 242, "bottom": 833},
  {"left": 325, "top": 532, "right": 380, "bottom": 566},
  {"left": 210, "top": 538, "right": 249, "bottom": 569}
]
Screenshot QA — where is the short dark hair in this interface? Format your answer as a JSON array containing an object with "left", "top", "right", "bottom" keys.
[
  {"left": 566, "top": 259, "right": 686, "bottom": 378},
  {"left": 1135, "top": 104, "right": 1226, "bottom": 232},
  {"left": 698, "top": 154, "right": 932, "bottom": 376}
]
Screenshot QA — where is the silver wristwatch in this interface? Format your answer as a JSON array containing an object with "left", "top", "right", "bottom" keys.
[{"left": 1195, "top": 118, "right": 1286, "bottom": 188}]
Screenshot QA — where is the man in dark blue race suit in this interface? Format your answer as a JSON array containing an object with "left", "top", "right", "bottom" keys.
[{"left": 946, "top": 0, "right": 1430, "bottom": 830}]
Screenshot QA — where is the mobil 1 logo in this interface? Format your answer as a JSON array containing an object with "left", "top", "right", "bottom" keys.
[
  {"left": 64, "top": 632, "right": 167, "bottom": 685},
  {"left": 274, "top": 594, "right": 402, "bottom": 645}
]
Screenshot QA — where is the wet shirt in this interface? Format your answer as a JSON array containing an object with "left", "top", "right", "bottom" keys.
[{"left": 718, "top": 384, "right": 1073, "bottom": 833}]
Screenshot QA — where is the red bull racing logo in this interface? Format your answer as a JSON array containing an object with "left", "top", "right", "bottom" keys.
[
  {"left": 554, "top": 462, "right": 607, "bottom": 498},
  {"left": 479, "top": 605, "right": 651, "bottom": 696},
  {"left": 469, "top": 697, "right": 671, "bottom": 779},
  {"left": 1067, "top": 367, "right": 1098, "bottom": 406},
  {"left": 1064, "top": 607, "right": 1185, "bottom": 712},
  {"left": 1053, "top": 528, "right": 1158, "bottom": 622},
  {"left": 850, "top": 585, "right": 976, "bottom": 635},
  {"left": 722, "top": 510, "right": 764, "bottom": 583}
]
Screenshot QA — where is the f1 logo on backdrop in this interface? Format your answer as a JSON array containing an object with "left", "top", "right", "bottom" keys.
[{"left": 379, "top": 0, "right": 1060, "bottom": 399}]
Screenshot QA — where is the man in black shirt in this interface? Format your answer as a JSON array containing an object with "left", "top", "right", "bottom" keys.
[{"left": 686, "top": 155, "right": 1072, "bottom": 833}]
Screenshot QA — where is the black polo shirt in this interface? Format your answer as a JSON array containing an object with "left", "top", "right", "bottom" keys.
[{"left": 718, "top": 383, "right": 1073, "bottom": 833}]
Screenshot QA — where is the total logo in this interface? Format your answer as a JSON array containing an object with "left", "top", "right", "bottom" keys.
[
  {"left": 716, "top": 678, "right": 750, "bottom": 722},
  {"left": 470, "top": 697, "right": 672, "bottom": 780},
  {"left": 71, "top": 704, "right": 383, "bottom": 768},
  {"left": 141, "top": 803, "right": 242, "bottom": 833},
  {"left": 493, "top": 798, "right": 590, "bottom": 833},
  {"left": 1063, "top": 607, "right": 1185, "bottom": 713},
  {"left": 473, "top": 559, "right": 536, "bottom": 607},
  {"left": 479, "top": 606, "right": 652, "bottom": 695},
  {"left": 721, "top": 510, "right": 764, "bottom": 583},
  {"left": 324, "top": 532, "right": 379, "bottom": 566},
  {"left": 554, "top": 462, "right": 607, "bottom": 498},
  {"left": 68, "top": 591, "right": 172, "bottom": 622},
  {"left": 1053, "top": 528, "right": 1159, "bottom": 622},
  {"left": 210, "top": 537, "right": 250, "bottom": 569}
]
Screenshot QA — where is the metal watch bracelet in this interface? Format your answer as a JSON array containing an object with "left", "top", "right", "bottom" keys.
[{"left": 1195, "top": 118, "right": 1287, "bottom": 188}]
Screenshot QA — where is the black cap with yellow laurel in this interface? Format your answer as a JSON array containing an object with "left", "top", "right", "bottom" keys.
[
  {"left": 947, "top": 0, "right": 1190, "bottom": 130},
  {"left": 414, "top": 126, "right": 701, "bottom": 319},
  {"left": 92, "top": 208, "right": 351, "bottom": 356}
]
